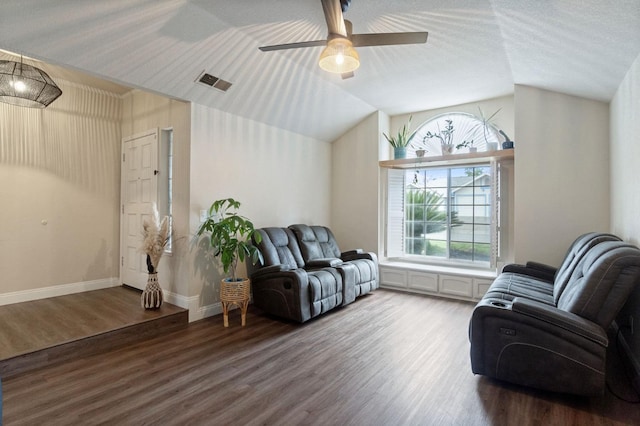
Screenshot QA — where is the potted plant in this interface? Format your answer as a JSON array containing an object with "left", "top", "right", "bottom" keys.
[
  {"left": 424, "top": 119, "right": 455, "bottom": 155},
  {"left": 195, "top": 198, "right": 263, "bottom": 326},
  {"left": 383, "top": 116, "right": 412, "bottom": 159},
  {"left": 456, "top": 139, "right": 476, "bottom": 153}
]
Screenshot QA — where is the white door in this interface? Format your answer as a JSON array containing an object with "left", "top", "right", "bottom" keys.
[{"left": 120, "top": 130, "right": 159, "bottom": 290}]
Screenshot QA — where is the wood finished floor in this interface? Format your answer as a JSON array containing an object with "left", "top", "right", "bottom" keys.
[{"left": 2, "top": 289, "right": 639, "bottom": 425}]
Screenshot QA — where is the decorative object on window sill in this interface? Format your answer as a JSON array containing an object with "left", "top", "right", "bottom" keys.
[
  {"left": 415, "top": 149, "right": 426, "bottom": 158},
  {"left": 499, "top": 130, "right": 514, "bottom": 149},
  {"left": 195, "top": 198, "right": 264, "bottom": 327},
  {"left": 456, "top": 139, "right": 476, "bottom": 153},
  {"left": 141, "top": 203, "right": 169, "bottom": 309},
  {"left": 423, "top": 118, "right": 456, "bottom": 156},
  {"left": 394, "top": 147, "right": 407, "bottom": 159},
  {"left": 0, "top": 57, "right": 62, "bottom": 108},
  {"left": 383, "top": 115, "right": 412, "bottom": 159}
]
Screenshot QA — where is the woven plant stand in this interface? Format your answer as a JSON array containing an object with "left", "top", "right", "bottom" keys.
[
  {"left": 220, "top": 278, "right": 250, "bottom": 327},
  {"left": 142, "top": 273, "right": 163, "bottom": 309}
]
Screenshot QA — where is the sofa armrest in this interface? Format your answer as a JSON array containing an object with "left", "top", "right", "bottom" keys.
[
  {"left": 341, "top": 250, "right": 378, "bottom": 264},
  {"left": 511, "top": 297, "right": 607, "bottom": 345},
  {"left": 306, "top": 258, "right": 343, "bottom": 268},
  {"left": 502, "top": 261, "right": 556, "bottom": 282},
  {"left": 251, "top": 267, "right": 312, "bottom": 323},
  {"left": 250, "top": 264, "right": 291, "bottom": 279}
]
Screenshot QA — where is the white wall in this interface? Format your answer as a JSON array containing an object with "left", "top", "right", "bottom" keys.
[
  {"left": 188, "top": 104, "right": 332, "bottom": 318},
  {"left": 611, "top": 53, "right": 640, "bottom": 245},
  {"left": 610, "top": 51, "right": 640, "bottom": 372},
  {"left": 0, "top": 81, "right": 122, "bottom": 300},
  {"left": 513, "top": 85, "right": 610, "bottom": 264}
]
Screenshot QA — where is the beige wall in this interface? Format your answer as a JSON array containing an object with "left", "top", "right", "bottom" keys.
[
  {"left": 188, "top": 104, "right": 332, "bottom": 318},
  {"left": 513, "top": 85, "right": 610, "bottom": 264},
  {"left": 0, "top": 81, "right": 122, "bottom": 296},
  {"left": 121, "top": 90, "right": 191, "bottom": 304},
  {"left": 331, "top": 112, "right": 382, "bottom": 254}
]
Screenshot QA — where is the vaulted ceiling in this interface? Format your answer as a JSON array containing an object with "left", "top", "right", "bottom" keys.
[{"left": 1, "top": 0, "right": 639, "bottom": 142}]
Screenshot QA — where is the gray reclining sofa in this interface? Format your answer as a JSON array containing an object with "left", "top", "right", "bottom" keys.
[
  {"left": 469, "top": 232, "right": 640, "bottom": 395},
  {"left": 248, "top": 225, "right": 378, "bottom": 323}
]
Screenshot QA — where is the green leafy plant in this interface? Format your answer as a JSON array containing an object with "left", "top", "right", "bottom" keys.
[
  {"left": 456, "top": 139, "right": 474, "bottom": 150},
  {"left": 424, "top": 119, "right": 455, "bottom": 147},
  {"left": 195, "top": 198, "right": 263, "bottom": 282},
  {"left": 383, "top": 116, "right": 413, "bottom": 148}
]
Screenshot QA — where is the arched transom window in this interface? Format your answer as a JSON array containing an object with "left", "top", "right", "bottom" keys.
[{"left": 407, "top": 112, "right": 503, "bottom": 157}]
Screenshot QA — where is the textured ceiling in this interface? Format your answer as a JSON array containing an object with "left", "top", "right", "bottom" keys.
[{"left": 1, "top": 0, "right": 639, "bottom": 142}]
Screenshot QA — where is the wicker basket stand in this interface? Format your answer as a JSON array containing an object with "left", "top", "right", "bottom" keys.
[{"left": 220, "top": 278, "right": 251, "bottom": 327}]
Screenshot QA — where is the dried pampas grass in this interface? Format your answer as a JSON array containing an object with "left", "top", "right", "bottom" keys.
[{"left": 141, "top": 203, "right": 169, "bottom": 273}]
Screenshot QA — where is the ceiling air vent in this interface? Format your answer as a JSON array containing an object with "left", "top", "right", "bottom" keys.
[{"left": 195, "top": 71, "right": 232, "bottom": 92}]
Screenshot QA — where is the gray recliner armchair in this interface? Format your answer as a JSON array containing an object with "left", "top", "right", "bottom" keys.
[{"left": 469, "top": 239, "right": 640, "bottom": 395}]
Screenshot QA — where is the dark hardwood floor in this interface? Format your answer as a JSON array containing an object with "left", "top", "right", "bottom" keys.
[{"left": 2, "top": 289, "right": 639, "bottom": 425}]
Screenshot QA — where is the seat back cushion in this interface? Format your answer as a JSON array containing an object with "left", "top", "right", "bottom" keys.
[
  {"left": 557, "top": 241, "right": 640, "bottom": 328},
  {"left": 553, "top": 232, "right": 622, "bottom": 303},
  {"left": 254, "top": 227, "right": 305, "bottom": 269},
  {"left": 289, "top": 224, "right": 341, "bottom": 261}
]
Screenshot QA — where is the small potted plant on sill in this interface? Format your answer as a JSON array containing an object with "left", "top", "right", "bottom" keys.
[
  {"left": 456, "top": 139, "right": 476, "bottom": 153},
  {"left": 383, "top": 116, "right": 412, "bottom": 159},
  {"left": 424, "top": 119, "right": 455, "bottom": 155},
  {"left": 195, "top": 198, "right": 263, "bottom": 327}
]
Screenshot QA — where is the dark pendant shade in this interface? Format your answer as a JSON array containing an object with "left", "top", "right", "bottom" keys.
[{"left": 0, "top": 60, "right": 63, "bottom": 108}]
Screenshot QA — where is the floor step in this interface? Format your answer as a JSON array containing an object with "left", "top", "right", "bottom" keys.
[{"left": 0, "top": 286, "right": 188, "bottom": 378}]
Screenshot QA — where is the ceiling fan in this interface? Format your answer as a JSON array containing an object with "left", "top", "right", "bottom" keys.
[{"left": 258, "top": 0, "right": 428, "bottom": 79}]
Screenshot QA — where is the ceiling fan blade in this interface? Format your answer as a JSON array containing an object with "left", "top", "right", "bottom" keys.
[
  {"left": 321, "top": 0, "right": 347, "bottom": 37},
  {"left": 351, "top": 32, "right": 428, "bottom": 47},
  {"left": 259, "top": 40, "right": 327, "bottom": 52},
  {"left": 341, "top": 71, "right": 355, "bottom": 79}
]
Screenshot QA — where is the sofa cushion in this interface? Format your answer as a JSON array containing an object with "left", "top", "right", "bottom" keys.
[
  {"left": 255, "top": 227, "right": 305, "bottom": 269},
  {"left": 557, "top": 241, "right": 640, "bottom": 328},
  {"left": 289, "top": 224, "right": 341, "bottom": 260}
]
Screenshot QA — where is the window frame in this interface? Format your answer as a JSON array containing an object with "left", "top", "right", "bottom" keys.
[{"left": 386, "top": 161, "right": 501, "bottom": 270}]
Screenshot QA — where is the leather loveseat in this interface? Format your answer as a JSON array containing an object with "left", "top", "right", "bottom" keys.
[
  {"left": 469, "top": 232, "right": 640, "bottom": 395},
  {"left": 248, "top": 225, "right": 378, "bottom": 323}
]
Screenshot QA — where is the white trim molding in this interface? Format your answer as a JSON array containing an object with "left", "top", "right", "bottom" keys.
[{"left": 0, "top": 277, "right": 119, "bottom": 306}]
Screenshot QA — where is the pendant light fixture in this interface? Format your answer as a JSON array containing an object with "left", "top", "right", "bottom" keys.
[
  {"left": 318, "top": 37, "right": 360, "bottom": 74},
  {"left": 0, "top": 56, "right": 62, "bottom": 108}
]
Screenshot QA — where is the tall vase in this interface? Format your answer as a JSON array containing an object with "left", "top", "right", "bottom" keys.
[{"left": 141, "top": 273, "right": 163, "bottom": 309}]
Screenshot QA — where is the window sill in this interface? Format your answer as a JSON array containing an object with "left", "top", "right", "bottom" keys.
[
  {"left": 379, "top": 259, "right": 497, "bottom": 280},
  {"left": 379, "top": 149, "right": 514, "bottom": 169}
]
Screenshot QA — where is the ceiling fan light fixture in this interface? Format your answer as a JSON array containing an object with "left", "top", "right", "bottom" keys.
[{"left": 318, "top": 37, "right": 360, "bottom": 74}]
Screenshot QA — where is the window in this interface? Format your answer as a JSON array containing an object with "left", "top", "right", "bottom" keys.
[
  {"left": 384, "top": 112, "right": 511, "bottom": 269},
  {"left": 399, "top": 164, "right": 496, "bottom": 266},
  {"left": 159, "top": 128, "right": 174, "bottom": 253},
  {"left": 408, "top": 112, "right": 502, "bottom": 157}
]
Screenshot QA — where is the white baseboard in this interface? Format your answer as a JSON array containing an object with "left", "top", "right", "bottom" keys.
[
  {"left": 0, "top": 277, "right": 119, "bottom": 306},
  {"left": 0, "top": 280, "right": 230, "bottom": 324},
  {"left": 162, "top": 291, "right": 223, "bottom": 323}
]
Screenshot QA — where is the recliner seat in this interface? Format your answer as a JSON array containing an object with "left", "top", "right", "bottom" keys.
[{"left": 469, "top": 238, "right": 640, "bottom": 396}]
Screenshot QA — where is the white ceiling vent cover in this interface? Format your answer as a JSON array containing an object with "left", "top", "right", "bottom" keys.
[{"left": 195, "top": 71, "right": 232, "bottom": 92}]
